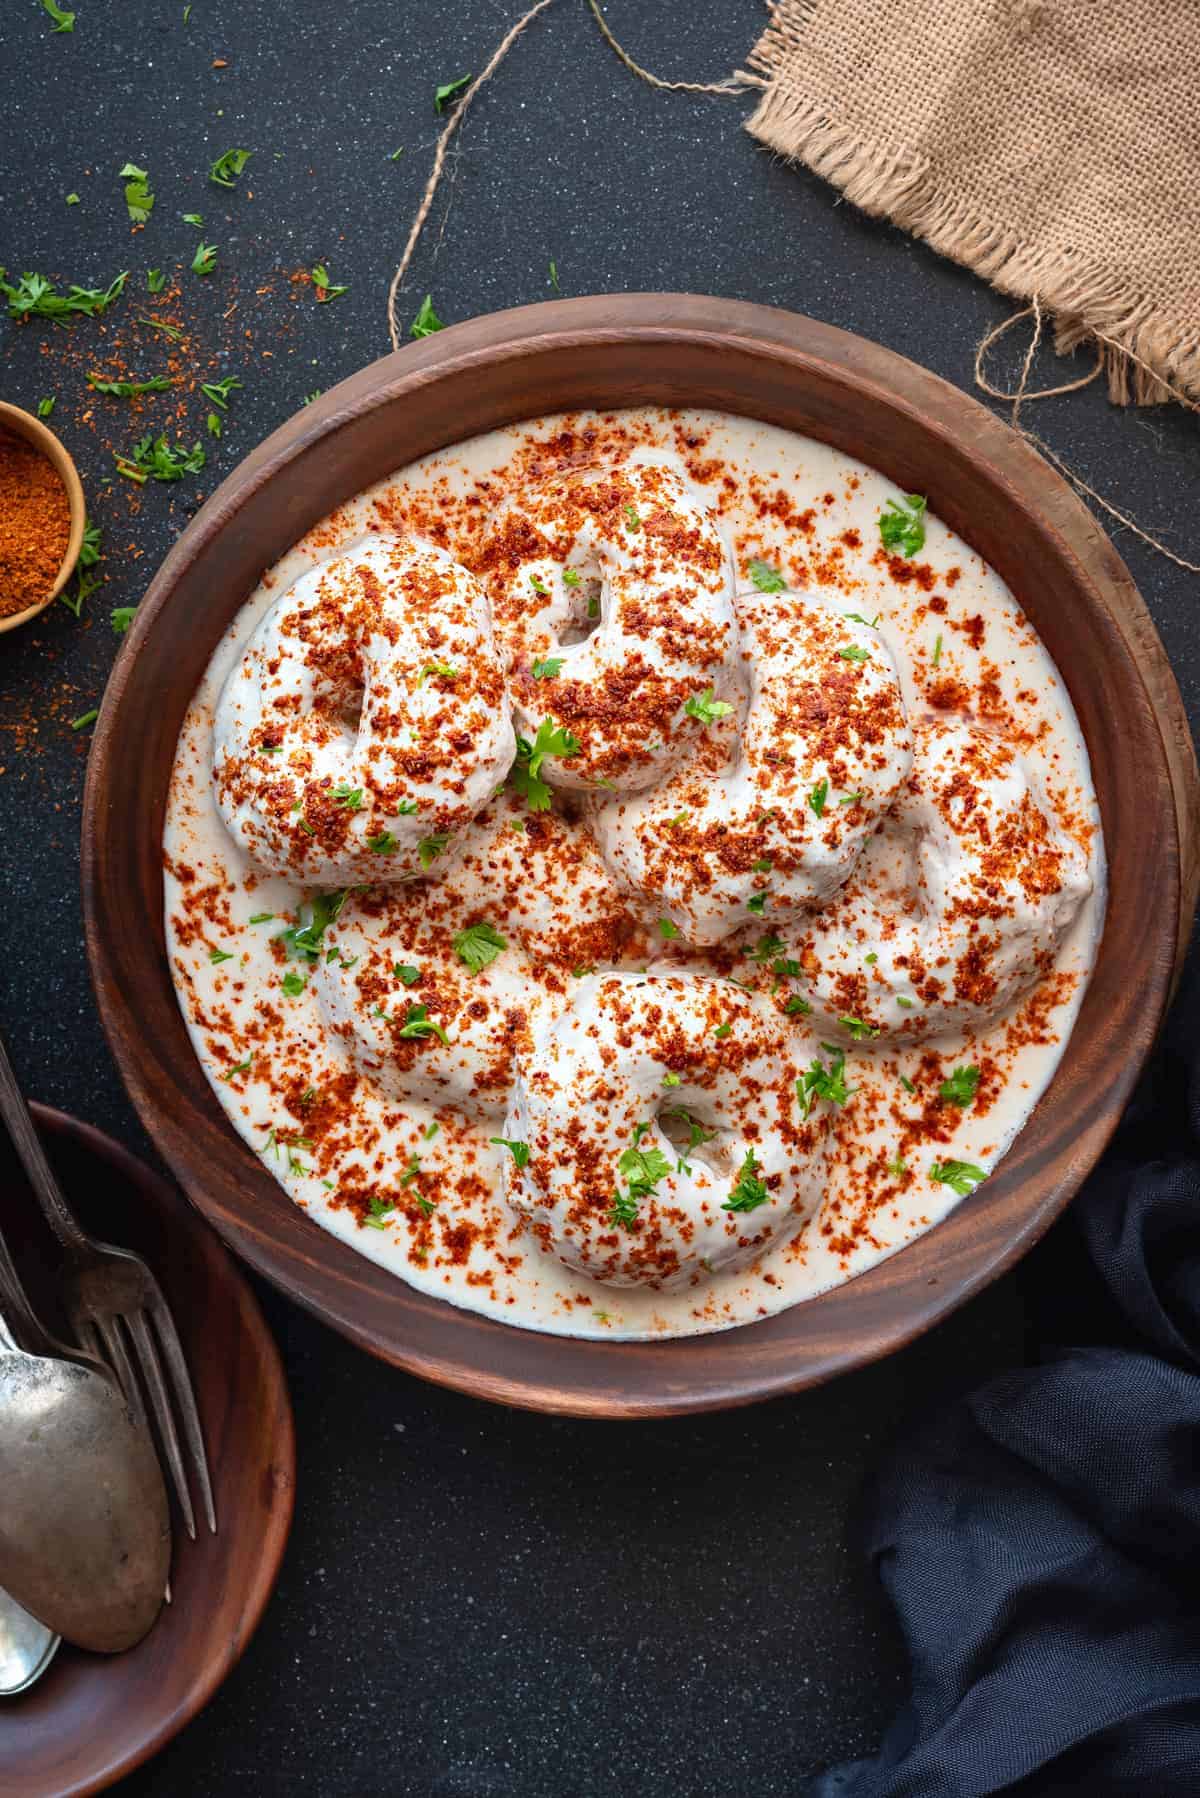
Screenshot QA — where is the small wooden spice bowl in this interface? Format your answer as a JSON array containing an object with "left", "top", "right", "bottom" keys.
[{"left": 0, "top": 400, "right": 85, "bottom": 635}]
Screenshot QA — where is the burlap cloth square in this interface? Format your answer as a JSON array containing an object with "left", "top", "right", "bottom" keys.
[{"left": 744, "top": 0, "right": 1200, "bottom": 406}]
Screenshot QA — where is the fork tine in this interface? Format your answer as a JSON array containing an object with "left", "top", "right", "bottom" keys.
[
  {"left": 91, "top": 1310, "right": 151, "bottom": 1442},
  {"left": 148, "top": 1295, "right": 217, "bottom": 1534},
  {"left": 124, "top": 1309, "right": 197, "bottom": 1540}
]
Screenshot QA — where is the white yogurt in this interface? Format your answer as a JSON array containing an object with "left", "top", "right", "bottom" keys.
[{"left": 164, "top": 407, "right": 1104, "bottom": 1340}]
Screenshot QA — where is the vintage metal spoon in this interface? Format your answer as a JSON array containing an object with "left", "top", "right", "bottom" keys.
[
  {"left": 0, "top": 1237, "right": 170, "bottom": 1654},
  {"left": 0, "top": 1582, "right": 59, "bottom": 1697}
]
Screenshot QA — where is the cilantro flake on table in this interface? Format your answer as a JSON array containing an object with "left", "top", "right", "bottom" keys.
[
  {"left": 119, "top": 162, "right": 154, "bottom": 224},
  {"left": 434, "top": 73, "right": 473, "bottom": 113},
  {"left": 208, "top": 148, "right": 252, "bottom": 188},
  {"left": 311, "top": 263, "right": 348, "bottom": 303},
  {"left": 42, "top": 0, "right": 75, "bottom": 33},
  {"left": 201, "top": 375, "right": 243, "bottom": 410},
  {"left": 1, "top": 267, "right": 127, "bottom": 321},
  {"left": 191, "top": 242, "right": 218, "bottom": 276},
  {"left": 114, "top": 434, "right": 205, "bottom": 482},
  {"left": 89, "top": 373, "right": 172, "bottom": 396},
  {"left": 410, "top": 294, "right": 444, "bottom": 338}
]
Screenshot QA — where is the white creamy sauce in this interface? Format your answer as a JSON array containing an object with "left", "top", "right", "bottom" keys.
[{"left": 164, "top": 407, "right": 1104, "bottom": 1339}]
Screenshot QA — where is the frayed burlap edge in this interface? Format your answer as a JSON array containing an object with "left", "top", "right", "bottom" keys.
[{"left": 743, "top": 0, "right": 1200, "bottom": 408}]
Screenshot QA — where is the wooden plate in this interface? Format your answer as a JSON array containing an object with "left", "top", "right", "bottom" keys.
[
  {"left": 0, "top": 1106, "right": 294, "bottom": 1797},
  {"left": 81, "top": 295, "right": 1189, "bottom": 1416}
]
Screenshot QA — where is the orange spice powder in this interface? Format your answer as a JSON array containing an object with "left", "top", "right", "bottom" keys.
[{"left": 0, "top": 428, "right": 71, "bottom": 619}]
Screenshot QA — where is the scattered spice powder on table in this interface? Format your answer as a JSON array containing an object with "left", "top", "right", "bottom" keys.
[{"left": 0, "top": 426, "right": 72, "bottom": 619}]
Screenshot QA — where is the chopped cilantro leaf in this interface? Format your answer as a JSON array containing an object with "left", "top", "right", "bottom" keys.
[
  {"left": 879, "top": 492, "right": 927, "bottom": 558},
  {"left": 839, "top": 644, "right": 870, "bottom": 662},
  {"left": 367, "top": 830, "right": 398, "bottom": 854},
  {"left": 110, "top": 606, "right": 137, "bottom": 635},
  {"left": 929, "top": 1159, "right": 986, "bottom": 1196},
  {"left": 509, "top": 716, "right": 580, "bottom": 809},
  {"left": 397, "top": 1003, "right": 449, "bottom": 1045},
  {"left": 418, "top": 833, "right": 450, "bottom": 869},
  {"left": 839, "top": 1014, "right": 880, "bottom": 1040},
  {"left": 657, "top": 917, "right": 681, "bottom": 940},
  {"left": 684, "top": 687, "right": 733, "bottom": 726},
  {"left": 281, "top": 969, "right": 307, "bottom": 997},
  {"left": 490, "top": 1137, "right": 530, "bottom": 1169},
  {"left": 88, "top": 373, "right": 172, "bottom": 397},
  {"left": 796, "top": 1047, "right": 853, "bottom": 1117},
  {"left": 453, "top": 921, "right": 507, "bottom": 972},
  {"left": 809, "top": 778, "right": 829, "bottom": 818},
  {"left": 434, "top": 73, "right": 472, "bottom": 112},
  {"left": 119, "top": 162, "right": 154, "bottom": 224},
  {"left": 394, "top": 963, "right": 421, "bottom": 986},
  {"left": 748, "top": 558, "right": 785, "bottom": 592},
  {"left": 939, "top": 1064, "right": 981, "bottom": 1108},
  {"left": 722, "top": 1149, "right": 770, "bottom": 1213},
  {"left": 208, "top": 148, "right": 252, "bottom": 188},
  {"left": 410, "top": 293, "right": 444, "bottom": 338},
  {"left": 42, "top": 0, "right": 75, "bottom": 32},
  {"left": 201, "top": 375, "right": 243, "bottom": 410},
  {"left": 208, "top": 947, "right": 234, "bottom": 964},
  {"left": 1, "top": 267, "right": 128, "bottom": 321},
  {"left": 311, "top": 262, "right": 348, "bottom": 303},
  {"left": 532, "top": 657, "right": 564, "bottom": 680},
  {"left": 191, "top": 242, "right": 217, "bottom": 277}
]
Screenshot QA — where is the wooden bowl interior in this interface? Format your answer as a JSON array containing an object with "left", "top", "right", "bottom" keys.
[
  {"left": 0, "top": 402, "right": 85, "bottom": 634},
  {"left": 82, "top": 298, "right": 1180, "bottom": 1415},
  {"left": 0, "top": 1106, "right": 293, "bottom": 1798}
]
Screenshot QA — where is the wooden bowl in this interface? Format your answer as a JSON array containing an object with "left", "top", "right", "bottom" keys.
[
  {"left": 0, "top": 402, "right": 85, "bottom": 634},
  {"left": 0, "top": 1106, "right": 294, "bottom": 1797},
  {"left": 81, "top": 295, "right": 1187, "bottom": 1416}
]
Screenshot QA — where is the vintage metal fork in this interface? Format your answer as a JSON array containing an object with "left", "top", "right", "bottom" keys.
[{"left": 0, "top": 1031, "right": 215, "bottom": 1539}]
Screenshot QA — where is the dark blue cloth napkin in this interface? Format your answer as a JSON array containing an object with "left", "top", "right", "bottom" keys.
[{"left": 811, "top": 954, "right": 1200, "bottom": 1797}]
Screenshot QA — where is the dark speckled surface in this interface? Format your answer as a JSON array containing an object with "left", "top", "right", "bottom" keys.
[{"left": 1, "top": 2, "right": 1196, "bottom": 1791}]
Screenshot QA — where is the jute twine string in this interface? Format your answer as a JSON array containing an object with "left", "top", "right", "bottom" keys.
[
  {"left": 386, "top": 0, "right": 762, "bottom": 350},
  {"left": 976, "top": 300, "right": 1200, "bottom": 574}
]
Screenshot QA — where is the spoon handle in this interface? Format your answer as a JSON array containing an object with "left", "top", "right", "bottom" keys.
[
  {"left": 0, "top": 1027, "right": 89, "bottom": 1258},
  {"left": 0, "top": 1216, "right": 53, "bottom": 1361}
]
